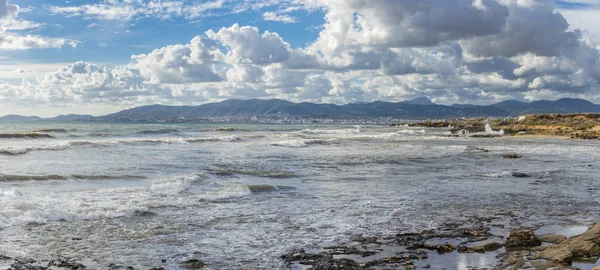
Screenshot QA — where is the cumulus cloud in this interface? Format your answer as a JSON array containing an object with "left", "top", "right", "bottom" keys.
[
  {"left": 206, "top": 24, "right": 291, "bottom": 65},
  {"left": 3, "top": 0, "right": 600, "bottom": 114},
  {"left": 131, "top": 36, "right": 224, "bottom": 84}
]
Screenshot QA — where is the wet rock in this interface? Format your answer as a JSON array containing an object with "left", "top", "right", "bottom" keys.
[
  {"left": 149, "top": 268, "right": 165, "bottom": 270},
  {"left": 246, "top": 185, "right": 277, "bottom": 193},
  {"left": 537, "top": 223, "right": 600, "bottom": 264},
  {"left": 281, "top": 249, "right": 323, "bottom": 264},
  {"left": 471, "top": 242, "right": 503, "bottom": 253},
  {"left": 180, "top": 259, "right": 205, "bottom": 269},
  {"left": 511, "top": 172, "right": 530, "bottom": 178},
  {"left": 539, "top": 234, "right": 567, "bottom": 244},
  {"left": 0, "top": 255, "right": 11, "bottom": 261},
  {"left": 505, "top": 229, "right": 541, "bottom": 248},
  {"left": 502, "top": 154, "right": 521, "bottom": 159},
  {"left": 351, "top": 235, "right": 379, "bottom": 244},
  {"left": 308, "top": 258, "right": 360, "bottom": 270},
  {"left": 132, "top": 210, "right": 157, "bottom": 217},
  {"left": 323, "top": 245, "right": 378, "bottom": 257},
  {"left": 47, "top": 258, "right": 86, "bottom": 269},
  {"left": 537, "top": 245, "right": 572, "bottom": 263}
]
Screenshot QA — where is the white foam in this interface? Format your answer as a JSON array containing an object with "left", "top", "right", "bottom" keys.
[
  {"left": 300, "top": 128, "right": 361, "bottom": 135},
  {"left": 198, "top": 185, "right": 253, "bottom": 201},
  {"left": 271, "top": 139, "right": 327, "bottom": 148},
  {"left": 394, "top": 129, "right": 425, "bottom": 135},
  {"left": 150, "top": 174, "right": 202, "bottom": 194}
]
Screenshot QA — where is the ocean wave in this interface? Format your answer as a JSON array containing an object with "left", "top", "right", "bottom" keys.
[
  {"left": 0, "top": 136, "right": 244, "bottom": 156},
  {"left": 198, "top": 184, "right": 294, "bottom": 201},
  {"left": 300, "top": 128, "right": 361, "bottom": 135},
  {"left": 476, "top": 171, "right": 514, "bottom": 178},
  {"left": 395, "top": 129, "right": 425, "bottom": 135},
  {"left": 0, "top": 141, "right": 98, "bottom": 156},
  {"left": 0, "top": 174, "right": 146, "bottom": 182},
  {"left": 208, "top": 169, "right": 298, "bottom": 179},
  {"left": 33, "top": 129, "right": 70, "bottom": 133},
  {"left": 150, "top": 174, "right": 204, "bottom": 194},
  {"left": 271, "top": 139, "right": 330, "bottom": 148},
  {"left": 135, "top": 129, "right": 179, "bottom": 135},
  {"left": 0, "top": 132, "right": 53, "bottom": 139}
]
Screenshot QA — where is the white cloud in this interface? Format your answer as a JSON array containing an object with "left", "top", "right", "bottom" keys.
[
  {"left": 0, "top": 34, "right": 77, "bottom": 50},
  {"left": 0, "top": 0, "right": 77, "bottom": 50},
  {"left": 47, "top": 0, "right": 229, "bottom": 21},
  {"left": 206, "top": 24, "right": 291, "bottom": 65},
  {"left": 263, "top": 11, "right": 297, "bottom": 23},
  {"left": 3, "top": 0, "right": 600, "bottom": 115},
  {"left": 131, "top": 36, "right": 224, "bottom": 84}
]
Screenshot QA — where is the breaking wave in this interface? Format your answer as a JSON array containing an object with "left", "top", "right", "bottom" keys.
[
  {"left": 271, "top": 139, "right": 331, "bottom": 148},
  {"left": 0, "top": 174, "right": 146, "bottom": 182},
  {"left": 135, "top": 129, "right": 179, "bottom": 135},
  {"left": 0, "top": 141, "right": 99, "bottom": 156},
  {"left": 0, "top": 132, "right": 53, "bottom": 139},
  {"left": 33, "top": 128, "right": 70, "bottom": 133},
  {"left": 300, "top": 128, "right": 361, "bottom": 135}
]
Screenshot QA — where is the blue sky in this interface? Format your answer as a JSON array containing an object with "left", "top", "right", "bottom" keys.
[{"left": 0, "top": 0, "right": 600, "bottom": 116}]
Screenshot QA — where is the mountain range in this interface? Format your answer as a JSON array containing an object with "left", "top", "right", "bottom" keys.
[{"left": 2, "top": 98, "right": 600, "bottom": 122}]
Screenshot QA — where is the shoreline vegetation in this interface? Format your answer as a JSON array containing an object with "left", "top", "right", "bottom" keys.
[{"left": 392, "top": 113, "right": 600, "bottom": 140}]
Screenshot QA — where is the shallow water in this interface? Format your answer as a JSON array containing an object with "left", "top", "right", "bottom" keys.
[{"left": 1, "top": 123, "right": 600, "bottom": 269}]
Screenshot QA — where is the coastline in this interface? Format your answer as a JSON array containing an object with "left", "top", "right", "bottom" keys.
[{"left": 392, "top": 113, "right": 600, "bottom": 140}]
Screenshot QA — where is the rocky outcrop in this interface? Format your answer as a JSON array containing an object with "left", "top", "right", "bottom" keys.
[
  {"left": 470, "top": 242, "right": 503, "bottom": 253},
  {"left": 539, "top": 234, "right": 567, "bottom": 244},
  {"left": 505, "top": 229, "right": 541, "bottom": 248},
  {"left": 537, "top": 223, "right": 600, "bottom": 264},
  {"left": 180, "top": 259, "right": 205, "bottom": 269},
  {"left": 512, "top": 172, "right": 530, "bottom": 178}
]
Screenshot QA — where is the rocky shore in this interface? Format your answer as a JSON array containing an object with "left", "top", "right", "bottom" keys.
[
  {"left": 392, "top": 113, "right": 600, "bottom": 139},
  {"left": 282, "top": 217, "right": 600, "bottom": 270}
]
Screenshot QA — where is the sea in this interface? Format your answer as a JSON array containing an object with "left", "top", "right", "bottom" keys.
[{"left": 0, "top": 122, "right": 599, "bottom": 269}]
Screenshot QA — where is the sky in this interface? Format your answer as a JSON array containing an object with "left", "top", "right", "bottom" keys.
[{"left": 0, "top": 0, "right": 600, "bottom": 117}]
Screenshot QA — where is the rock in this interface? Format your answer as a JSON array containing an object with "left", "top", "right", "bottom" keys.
[
  {"left": 471, "top": 242, "right": 503, "bottom": 252},
  {"left": 593, "top": 267, "right": 600, "bottom": 270},
  {"left": 505, "top": 229, "right": 541, "bottom": 248},
  {"left": 537, "top": 245, "right": 572, "bottom": 263},
  {"left": 435, "top": 244, "right": 455, "bottom": 254},
  {"left": 150, "top": 268, "right": 165, "bottom": 270},
  {"left": 512, "top": 172, "right": 530, "bottom": 178},
  {"left": 537, "top": 223, "right": 600, "bottom": 263},
  {"left": 47, "top": 258, "right": 86, "bottom": 269},
  {"left": 309, "top": 258, "right": 360, "bottom": 270},
  {"left": 539, "top": 234, "right": 567, "bottom": 244},
  {"left": 246, "top": 185, "right": 277, "bottom": 193},
  {"left": 503, "top": 154, "right": 521, "bottom": 159},
  {"left": 180, "top": 259, "right": 205, "bottom": 269}
]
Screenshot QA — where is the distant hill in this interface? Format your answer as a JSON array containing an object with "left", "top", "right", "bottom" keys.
[
  {"left": 0, "top": 115, "right": 42, "bottom": 123},
  {"left": 47, "top": 114, "right": 94, "bottom": 121},
  {"left": 403, "top": 97, "right": 435, "bottom": 106},
  {"left": 97, "top": 99, "right": 509, "bottom": 121},
  {"left": 2, "top": 98, "right": 600, "bottom": 122},
  {"left": 490, "top": 98, "right": 600, "bottom": 115}
]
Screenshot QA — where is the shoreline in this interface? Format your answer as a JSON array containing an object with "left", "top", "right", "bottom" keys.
[
  {"left": 282, "top": 216, "right": 600, "bottom": 270},
  {"left": 392, "top": 113, "right": 600, "bottom": 140}
]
